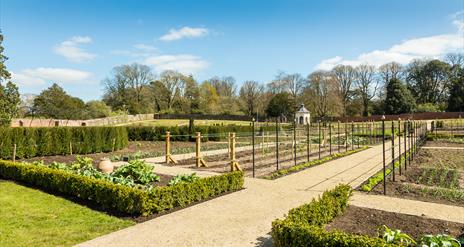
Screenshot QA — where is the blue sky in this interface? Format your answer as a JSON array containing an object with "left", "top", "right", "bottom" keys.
[{"left": 1, "top": 0, "right": 463, "bottom": 101}]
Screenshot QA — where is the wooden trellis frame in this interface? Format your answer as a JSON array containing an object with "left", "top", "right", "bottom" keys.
[
  {"left": 195, "top": 132, "right": 207, "bottom": 167},
  {"left": 229, "top": 132, "right": 242, "bottom": 171},
  {"left": 165, "top": 131, "right": 178, "bottom": 164}
]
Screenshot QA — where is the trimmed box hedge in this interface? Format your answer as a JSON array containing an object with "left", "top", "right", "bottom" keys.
[
  {"left": 271, "top": 184, "right": 395, "bottom": 247},
  {"left": 0, "top": 127, "right": 128, "bottom": 159},
  {"left": 127, "top": 125, "right": 275, "bottom": 142},
  {"left": 0, "top": 160, "right": 244, "bottom": 216}
]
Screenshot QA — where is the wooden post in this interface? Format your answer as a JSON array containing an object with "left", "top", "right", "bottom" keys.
[
  {"left": 196, "top": 132, "right": 207, "bottom": 167},
  {"left": 111, "top": 138, "right": 115, "bottom": 153},
  {"left": 13, "top": 144, "right": 16, "bottom": 163},
  {"left": 165, "top": 131, "right": 177, "bottom": 164},
  {"left": 230, "top": 132, "right": 242, "bottom": 171},
  {"left": 228, "top": 132, "right": 231, "bottom": 159},
  {"left": 70, "top": 141, "right": 73, "bottom": 155}
]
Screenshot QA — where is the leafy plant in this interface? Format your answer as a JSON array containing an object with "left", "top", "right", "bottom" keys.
[
  {"left": 379, "top": 225, "right": 416, "bottom": 246},
  {"left": 112, "top": 159, "right": 160, "bottom": 185},
  {"left": 419, "top": 234, "right": 461, "bottom": 247},
  {"left": 168, "top": 173, "right": 200, "bottom": 186}
]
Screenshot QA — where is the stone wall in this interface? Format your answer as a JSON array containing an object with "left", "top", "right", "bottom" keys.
[{"left": 11, "top": 114, "right": 154, "bottom": 127}]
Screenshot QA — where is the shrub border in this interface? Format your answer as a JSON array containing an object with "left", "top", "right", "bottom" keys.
[
  {"left": 263, "top": 146, "right": 369, "bottom": 180},
  {"left": 0, "top": 160, "right": 244, "bottom": 216}
]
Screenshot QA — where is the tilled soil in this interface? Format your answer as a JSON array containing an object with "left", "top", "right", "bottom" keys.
[
  {"left": 326, "top": 205, "right": 464, "bottom": 240},
  {"left": 424, "top": 140, "right": 464, "bottom": 147},
  {"left": 173, "top": 144, "right": 351, "bottom": 177}
]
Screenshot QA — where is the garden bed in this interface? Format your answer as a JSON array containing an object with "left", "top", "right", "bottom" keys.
[
  {"left": 368, "top": 148, "right": 464, "bottom": 207},
  {"left": 326, "top": 205, "right": 464, "bottom": 240}
]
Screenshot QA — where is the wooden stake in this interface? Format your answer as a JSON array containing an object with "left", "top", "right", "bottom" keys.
[
  {"left": 196, "top": 132, "right": 207, "bottom": 167},
  {"left": 13, "top": 144, "right": 16, "bottom": 163},
  {"left": 230, "top": 132, "right": 242, "bottom": 171},
  {"left": 165, "top": 131, "right": 177, "bottom": 164},
  {"left": 70, "top": 141, "right": 73, "bottom": 155},
  {"left": 111, "top": 138, "right": 116, "bottom": 153}
]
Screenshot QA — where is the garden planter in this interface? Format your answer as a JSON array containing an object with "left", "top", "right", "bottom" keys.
[{"left": 98, "top": 158, "right": 114, "bottom": 173}]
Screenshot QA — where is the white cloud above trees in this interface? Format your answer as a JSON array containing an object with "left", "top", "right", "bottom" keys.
[
  {"left": 315, "top": 12, "right": 464, "bottom": 70},
  {"left": 159, "top": 26, "right": 209, "bottom": 41},
  {"left": 54, "top": 36, "right": 97, "bottom": 62},
  {"left": 11, "top": 67, "right": 93, "bottom": 86}
]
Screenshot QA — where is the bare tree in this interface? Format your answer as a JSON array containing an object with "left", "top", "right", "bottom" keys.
[
  {"left": 332, "top": 65, "right": 355, "bottom": 116},
  {"left": 239, "top": 80, "right": 264, "bottom": 116},
  {"left": 273, "top": 72, "right": 305, "bottom": 102},
  {"left": 306, "top": 71, "right": 341, "bottom": 118},
  {"left": 157, "top": 70, "right": 187, "bottom": 110},
  {"left": 355, "top": 64, "right": 379, "bottom": 116}
]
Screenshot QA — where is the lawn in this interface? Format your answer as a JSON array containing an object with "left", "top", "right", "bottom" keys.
[{"left": 0, "top": 181, "right": 134, "bottom": 247}]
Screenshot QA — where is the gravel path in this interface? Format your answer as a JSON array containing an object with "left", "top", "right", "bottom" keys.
[
  {"left": 350, "top": 192, "right": 464, "bottom": 224},
  {"left": 422, "top": 146, "right": 464, "bottom": 150},
  {"left": 76, "top": 137, "right": 444, "bottom": 247}
]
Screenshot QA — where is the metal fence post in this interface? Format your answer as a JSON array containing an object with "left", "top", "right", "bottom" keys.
[
  {"left": 276, "top": 117, "right": 279, "bottom": 170},
  {"left": 252, "top": 118, "right": 255, "bottom": 177},
  {"left": 398, "top": 118, "right": 402, "bottom": 176},
  {"left": 293, "top": 117, "right": 297, "bottom": 167},
  {"left": 351, "top": 122, "right": 354, "bottom": 151},
  {"left": 306, "top": 121, "right": 310, "bottom": 162},
  {"left": 404, "top": 121, "right": 408, "bottom": 171},
  {"left": 391, "top": 120, "right": 395, "bottom": 182},
  {"left": 329, "top": 122, "right": 332, "bottom": 155},
  {"left": 382, "top": 116, "right": 386, "bottom": 195},
  {"left": 345, "top": 122, "right": 348, "bottom": 152},
  {"left": 337, "top": 121, "right": 341, "bottom": 153},
  {"left": 318, "top": 120, "right": 321, "bottom": 159}
]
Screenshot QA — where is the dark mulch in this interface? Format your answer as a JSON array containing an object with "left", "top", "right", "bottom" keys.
[{"left": 326, "top": 205, "right": 464, "bottom": 240}]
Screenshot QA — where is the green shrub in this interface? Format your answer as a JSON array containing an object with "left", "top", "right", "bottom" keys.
[
  {"left": 0, "top": 127, "right": 128, "bottom": 159},
  {"left": 271, "top": 184, "right": 394, "bottom": 247},
  {"left": 0, "top": 160, "right": 244, "bottom": 216},
  {"left": 168, "top": 173, "right": 200, "bottom": 186}
]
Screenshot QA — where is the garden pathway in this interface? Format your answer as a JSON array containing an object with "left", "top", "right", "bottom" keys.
[
  {"left": 76, "top": 137, "right": 432, "bottom": 247},
  {"left": 351, "top": 192, "right": 464, "bottom": 224},
  {"left": 422, "top": 146, "right": 464, "bottom": 150}
]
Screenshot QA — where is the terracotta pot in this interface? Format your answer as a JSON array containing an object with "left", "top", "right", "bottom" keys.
[{"left": 98, "top": 158, "right": 114, "bottom": 173}]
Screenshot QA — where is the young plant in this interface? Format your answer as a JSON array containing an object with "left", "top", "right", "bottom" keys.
[
  {"left": 380, "top": 225, "right": 416, "bottom": 246},
  {"left": 168, "top": 173, "right": 200, "bottom": 186},
  {"left": 112, "top": 159, "right": 160, "bottom": 185},
  {"left": 419, "top": 234, "right": 461, "bottom": 247}
]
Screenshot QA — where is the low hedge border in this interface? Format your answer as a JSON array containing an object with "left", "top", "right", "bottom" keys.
[
  {"left": 0, "top": 160, "right": 244, "bottom": 216},
  {"left": 271, "top": 184, "right": 394, "bottom": 247},
  {"left": 426, "top": 133, "right": 464, "bottom": 140},
  {"left": 263, "top": 146, "right": 369, "bottom": 180}
]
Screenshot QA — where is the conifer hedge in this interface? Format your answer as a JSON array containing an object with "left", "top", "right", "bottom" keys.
[{"left": 0, "top": 127, "right": 128, "bottom": 159}]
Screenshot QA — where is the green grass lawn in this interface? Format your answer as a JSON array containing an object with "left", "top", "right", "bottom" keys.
[{"left": 0, "top": 181, "right": 134, "bottom": 247}]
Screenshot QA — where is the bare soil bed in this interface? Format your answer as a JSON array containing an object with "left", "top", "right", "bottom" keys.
[
  {"left": 369, "top": 148, "right": 464, "bottom": 207},
  {"left": 20, "top": 141, "right": 199, "bottom": 165},
  {"left": 326, "top": 205, "right": 464, "bottom": 240},
  {"left": 424, "top": 140, "right": 464, "bottom": 147},
  {"left": 173, "top": 144, "right": 351, "bottom": 177}
]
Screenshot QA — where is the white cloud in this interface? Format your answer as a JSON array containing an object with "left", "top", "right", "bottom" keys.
[
  {"left": 143, "top": 54, "right": 209, "bottom": 74},
  {"left": 11, "top": 67, "right": 93, "bottom": 86},
  {"left": 159, "top": 27, "right": 209, "bottom": 41},
  {"left": 54, "top": 36, "right": 97, "bottom": 62},
  {"left": 111, "top": 43, "right": 157, "bottom": 57},
  {"left": 315, "top": 14, "right": 464, "bottom": 70}
]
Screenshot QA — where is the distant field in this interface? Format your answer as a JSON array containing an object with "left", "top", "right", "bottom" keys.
[{"left": 119, "top": 119, "right": 253, "bottom": 127}]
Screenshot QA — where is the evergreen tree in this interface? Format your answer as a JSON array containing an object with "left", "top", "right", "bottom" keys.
[
  {"left": 0, "top": 31, "right": 21, "bottom": 126},
  {"left": 265, "top": 92, "right": 295, "bottom": 119},
  {"left": 33, "top": 83, "right": 87, "bottom": 119},
  {"left": 447, "top": 68, "right": 464, "bottom": 112},
  {"left": 384, "top": 78, "right": 416, "bottom": 114}
]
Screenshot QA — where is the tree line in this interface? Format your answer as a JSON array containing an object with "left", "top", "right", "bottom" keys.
[{"left": 1, "top": 31, "right": 463, "bottom": 125}]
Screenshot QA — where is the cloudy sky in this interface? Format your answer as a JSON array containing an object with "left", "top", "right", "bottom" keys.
[{"left": 1, "top": 0, "right": 463, "bottom": 101}]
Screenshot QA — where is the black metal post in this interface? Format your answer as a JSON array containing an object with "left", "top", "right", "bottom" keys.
[
  {"left": 345, "top": 122, "right": 348, "bottom": 152},
  {"left": 276, "top": 117, "right": 279, "bottom": 170},
  {"left": 329, "top": 122, "right": 332, "bottom": 155},
  {"left": 306, "top": 122, "right": 310, "bottom": 162},
  {"left": 398, "top": 119, "right": 402, "bottom": 176},
  {"left": 318, "top": 120, "right": 321, "bottom": 159},
  {"left": 338, "top": 121, "right": 340, "bottom": 153},
  {"left": 391, "top": 121, "right": 395, "bottom": 182},
  {"left": 351, "top": 122, "right": 354, "bottom": 151},
  {"left": 293, "top": 118, "right": 297, "bottom": 167},
  {"left": 382, "top": 118, "right": 386, "bottom": 195},
  {"left": 252, "top": 118, "right": 255, "bottom": 178},
  {"left": 404, "top": 121, "right": 407, "bottom": 171}
]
